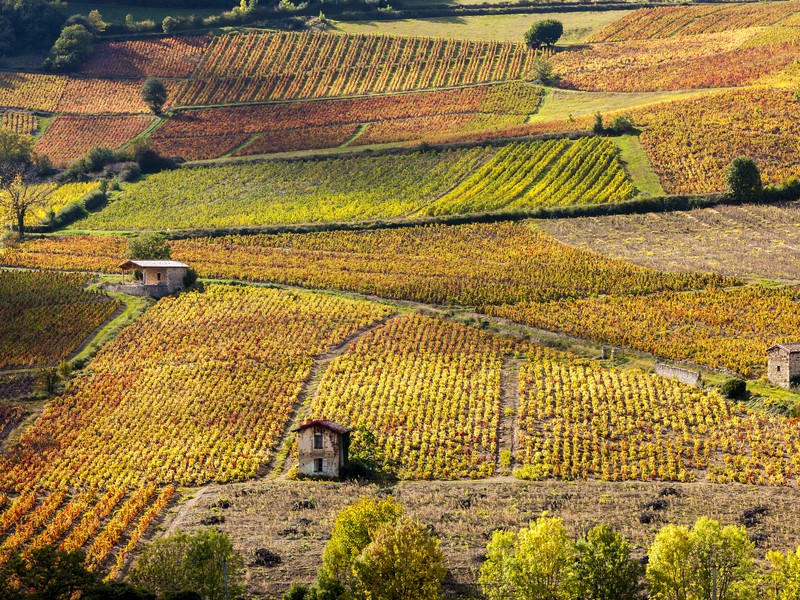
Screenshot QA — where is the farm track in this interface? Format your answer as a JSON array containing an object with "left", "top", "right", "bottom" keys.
[
  {"left": 497, "top": 356, "right": 522, "bottom": 471},
  {"left": 264, "top": 312, "right": 400, "bottom": 479}
]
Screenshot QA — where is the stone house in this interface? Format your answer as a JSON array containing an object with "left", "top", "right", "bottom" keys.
[
  {"left": 293, "top": 420, "right": 351, "bottom": 478},
  {"left": 767, "top": 343, "right": 800, "bottom": 388},
  {"left": 115, "top": 260, "right": 189, "bottom": 299}
]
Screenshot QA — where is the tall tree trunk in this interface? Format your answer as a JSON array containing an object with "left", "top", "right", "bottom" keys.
[{"left": 16, "top": 210, "right": 24, "bottom": 243}]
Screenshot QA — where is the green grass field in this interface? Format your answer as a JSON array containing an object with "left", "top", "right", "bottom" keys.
[{"left": 332, "top": 11, "right": 630, "bottom": 43}]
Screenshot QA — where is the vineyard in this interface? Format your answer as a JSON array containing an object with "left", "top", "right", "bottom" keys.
[
  {"left": 25, "top": 182, "right": 99, "bottom": 226},
  {"left": 1, "top": 112, "right": 37, "bottom": 136},
  {"left": 487, "top": 285, "right": 800, "bottom": 376},
  {"left": 76, "top": 148, "right": 493, "bottom": 229},
  {"left": 80, "top": 35, "right": 211, "bottom": 78},
  {"left": 76, "top": 137, "right": 634, "bottom": 229},
  {"left": 631, "top": 88, "right": 800, "bottom": 194},
  {"left": 0, "top": 73, "right": 67, "bottom": 113},
  {"left": 551, "top": 30, "right": 799, "bottom": 92},
  {"left": 0, "top": 270, "right": 120, "bottom": 370},
  {"left": 0, "top": 225, "right": 732, "bottom": 307},
  {"left": 538, "top": 203, "right": 800, "bottom": 281},
  {"left": 34, "top": 115, "right": 156, "bottom": 168},
  {"left": 309, "top": 313, "right": 510, "bottom": 479},
  {"left": 591, "top": 0, "right": 800, "bottom": 42},
  {"left": 149, "top": 82, "right": 542, "bottom": 160},
  {"left": 56, "top": 78, "right": 182, "bottom": 115},
  {"left": 516, "top": 345, "right": 800, "bottom": 485},
  {"left": 175, "top": 31, "right": 539, "bottom": 106},
  {"left": 422, "top": 138, "right": 634, "bottom": 215}
]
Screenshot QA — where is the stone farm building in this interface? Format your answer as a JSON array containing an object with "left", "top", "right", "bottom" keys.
[
  {"left": 116, "top": 260, "right": 189, "bottom": 299},
  {"left": 293, "top": 420, "right": 351, "bottom": 478},
  {"left": 767, "top": 343, "right": 800, "bottom": 389}
]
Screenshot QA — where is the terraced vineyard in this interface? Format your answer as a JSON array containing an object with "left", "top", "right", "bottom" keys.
[
  {"left": 150, "top": 82, "right": 542, "bottom": 160},
  {"left": 0, "top": 270, "right": 120, "bottom": 370},
  {"left": 0, "top": 225, "right": 732, "bottom": 306},
  {"left": 175, "top": 31, "right": 540, "bottom": 105}
]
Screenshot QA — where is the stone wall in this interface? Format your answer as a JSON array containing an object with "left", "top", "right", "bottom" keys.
[
  {"left": 654, "top": 362, "right": 702, "bottom": 387},
  {"left": 103, "top": 283, "right": 172, "bottom": 299},
  {"left": 767, "top": 348, "right": 800, "bottom": 388},
  {"left": 297, "top": 427, "right": 345, "bottom": 478}
]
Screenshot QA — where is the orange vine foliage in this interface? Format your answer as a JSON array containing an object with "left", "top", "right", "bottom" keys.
[
  {"left": 80, "top": 35, "right": 211, "bottom": 77},
  {"left": 177, "top": 32, "right": 538, "bottom": 105},
  {"left": 34, "top": 115, "right": 155, "bottom": 168},
  {"left": 56, "top": 78, "right": 182, "bottom": 115},
  {"left": 0, "top": 73, "right": 66, "bottom": 112},
  {"left": 488, "top": 286, "right": 800, "bottom": 376},
  {"left": 0, "top": 226, "right": 732, "bottom": 306},
  {"left": 0, "top": 285, "right": 390, "bottom": 491}
]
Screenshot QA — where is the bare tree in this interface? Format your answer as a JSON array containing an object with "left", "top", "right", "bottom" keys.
[{"left": 0, "top": 162, "right": 56, "bottom": 242}]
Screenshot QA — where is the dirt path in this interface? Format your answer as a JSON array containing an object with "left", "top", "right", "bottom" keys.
[
  {"left": 497, "top": 356, "right": 522, "bottom": 473},
  {"left": 264, "top": 313, "right": 399, "bottom": 479}
]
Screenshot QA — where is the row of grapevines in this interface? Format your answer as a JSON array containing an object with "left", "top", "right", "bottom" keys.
[
  {"left": 1, "top": 112, "right": 37, "bottom": 136},
  {"left": 0, "top": 286, "right": 391, "bottom": 490},
  {"left": 0, "top": 270, "right": 120, "bottom": 369},
  {"left": 516, "top": 345, "right": 800, "bottom": 486},
  {"left": 176, "top": 32, "right": 538, "bottom": 105},
  {"left": 309, "top": 313, "right": 511, "bottom": 479},
  {"left": 424, "top": 137, "right": 634, "bottom": 215},
  {"left": 488, "top": 285, "right": 800, "bottom": 376}
]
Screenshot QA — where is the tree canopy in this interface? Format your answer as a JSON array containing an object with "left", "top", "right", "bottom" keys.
[
  {"left": 726, "top": 156, "right": 762, "bottom": 203},
  {"left": 525, "top": 19, "right": 563, "bottom": 49}
]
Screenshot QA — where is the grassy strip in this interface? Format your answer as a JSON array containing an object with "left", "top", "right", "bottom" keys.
[{"left": 614, "top": 134, "right": 665, "bottom": 197}]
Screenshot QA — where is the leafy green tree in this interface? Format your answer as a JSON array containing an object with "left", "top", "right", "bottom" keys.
[
  {"left": 525, "top": 19, "right": 563, "bottom": 49},
  {"left": 647, "top": 524, "right": 694, "bottom": 600},
  {"left": 726, "top": 156, "right": 762, "bottom": 203},
  {"left": 765, "top": 547, "right": 800, "bottom": 600},
  {"left": 647, "top": 518, "right": 756, "bottom": 600},
  {"left": 128, "top": 531, "right": 194, "bottom": 597},
  {"left": 351, "top": 517, "right": 445, "bottom": 600},
  {"left": 128, "top": 529, "right": 244, "bottom": 600},
  {"left": 125, "top": 232, "right": 172, "bottom": 261},
  {"left": 531, "top": 57, "right": 554, "bottom": 84},
  {"left": 43, "top": 24, "right": 94, "bottom": 72},
  {"left": 480, "top": 515, "right": 576, "bottom": 600},
  {"left": 0, "top": 128, "right": 34, "bottom": 164},
  {"left": 7, "top": 546, "right": 98, "bottom": 600},
  {"left": 141, "top": 77, "right": 169, "bottom": 114},
  {"left": 574, "top": 524, "right": 641, "bottom": 600},
  {"left": 317, "top": 496, "right": 404, "bottom": 596}
]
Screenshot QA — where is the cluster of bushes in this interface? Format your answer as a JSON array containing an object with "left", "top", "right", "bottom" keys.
[
  {"left": 0, "top": 0, "right": 65, "bottom": 58},
  {"left": 593, "top": 112, "right": 637, "bottom": 136},
  {"left": 63, "top": 140, "right": 177, "bottom": 184},
  {"left": 43, "top": 10, "right": 106, "bottom": 72}
]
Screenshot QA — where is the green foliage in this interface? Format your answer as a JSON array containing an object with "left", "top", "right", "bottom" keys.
[
  {"left": 141, "top": 77, "right": 168, "bottom": 115},
  {"left": 765, "top": 547, "right": 800, "bottom": 600},
  {"left": 726, "top": 156, "right": 763, "bottom": 203},
  {"left": 162, "top": 16, "right": 179, "bottom": 34},
  {"left": 129, "top": 529, "right": 244, "bottom": 600},
  {"left": 351, "top": 518, "right": 445, "bottom": 600},
  {"left": 593, "top": 112, "right": 604, "bottom": 134},
  {"left": 531, "top": 57, "right": 554, "bottom": 84},
  {"left": 721, "top": 378, "right": 747, "bottom": 400},
  {"left": 317, "top": 496, "right": 404, "bottom": 596},
  {"left": 525, "top": 19, "right": 564, "bottom": 49},
  {"left": 34, "top": 366, "right": 60, "bottom": 396},
  {"left": 480, "top": 515, "right": 576, "bottom": 600},
  {"left": 647, "top": 518, "right": 756, "bottom": 600},
  {"left": 125, "top": 232, "right": 172, "bottom": 261},
  {"left": 4, "top": 546, "right": 97, "bottom": 600},
  {"left": 0, "top": 128, "right": 34, "bottom": 164},
  {"left": 43, "top": 24, "right": 94, "bottom": 72},
  {"left": 609, "top": 114, "right": 636, "bottom": 135},
  {"left": 0, "top": 0, "right": 65, "bottom": 55},
  {"left": 574, "top": 524, "right": 641, "bottom": 600}
]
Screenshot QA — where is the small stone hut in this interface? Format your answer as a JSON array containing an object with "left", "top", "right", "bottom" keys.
[
  {"left": 293, "top": 420, "right": 351, "bottom": 478},
  {"left": 117, "top": 260, "right": 189, "bottom": 299},
  {"left": 767, "top": 343, "right": 800, "bottom": 388}
]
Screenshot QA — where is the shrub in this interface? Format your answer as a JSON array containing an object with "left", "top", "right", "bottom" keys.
[
  {"left": 721, "top": 378, "right": 747, "bottom": 400},
  {"left": 525, "top": 19, "right": 563, "bottom": 49},
  {"left": 43, "top": 24, "right": 94, "bottom": 72},
  {"left": 593, "top": 112, "right": 604, "bottom": 134},
  {"left": 162, "top": 16, "right": 179, "bottom": 34},
  {"left": 726, "top": 156, "right": 762, "bottom": 203},
  {"left": 609, "top": 114, "right": 635, "bottom": 135},
  {"left": 141, "top": 77, "right": 168, "bottom": 115}
]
